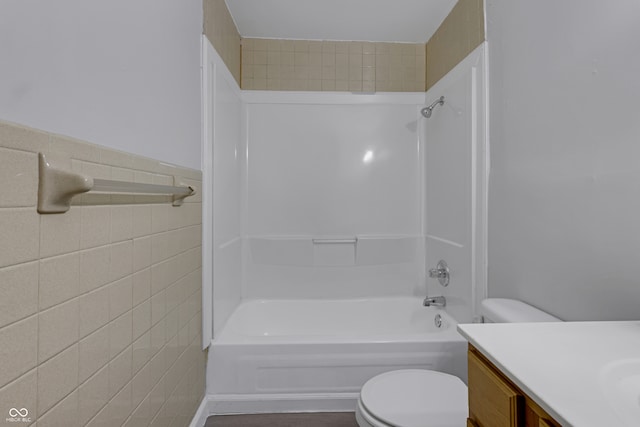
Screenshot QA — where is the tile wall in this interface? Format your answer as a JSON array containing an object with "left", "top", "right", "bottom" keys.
[
  {"left": 241, "top": 38, "right": 426, "bottom": 92},
  {"left": 202, "top": 0, "right": 485, "bottom": 92},
  {"left": 0, "top": 120, "right": 204, "bottom": 427},
  {"left": 204, "top": 0, "right": 242, "bottom": 85},
  {"left": 426, "top": 0, "right": 485, "bottom": 89}
]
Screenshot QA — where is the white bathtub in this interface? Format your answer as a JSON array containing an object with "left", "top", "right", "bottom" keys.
[{"left": 206, "top": 297, "right": 467, "bottom": 414}]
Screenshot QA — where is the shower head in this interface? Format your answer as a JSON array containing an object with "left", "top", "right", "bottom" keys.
[{"left": 421, "top": 96, "right": 445, "bottom": 118}]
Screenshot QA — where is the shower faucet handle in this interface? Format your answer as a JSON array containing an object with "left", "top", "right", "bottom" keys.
[
  {"left": 428, "top": 260, "right": 449, "bottom": 287},
  {"left": 428, "top": 268, "right": 446, "bottom": 278}
]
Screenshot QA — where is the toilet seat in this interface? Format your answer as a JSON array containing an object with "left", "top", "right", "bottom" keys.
[{"left": 357, "top": 370, "right": 468, "bottom": 427}]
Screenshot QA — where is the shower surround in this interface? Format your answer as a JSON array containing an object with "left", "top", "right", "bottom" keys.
[
  {"left": 202, "top": 37, "right": 487, "bottom": 420},
  {"left": 204, "top": 71, "right": 453, "bottom": 414},
  {"left": 241, "top": 91, "right": 426, "bottom": 302}
]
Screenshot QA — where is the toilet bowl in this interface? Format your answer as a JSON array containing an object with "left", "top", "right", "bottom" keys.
[{"left": 355, "top": 299, "right": 561, "bottom": 427}]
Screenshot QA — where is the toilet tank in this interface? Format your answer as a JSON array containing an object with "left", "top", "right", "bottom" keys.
[{"left": 481, "top": 299, "right": 561, "bottom": 323}]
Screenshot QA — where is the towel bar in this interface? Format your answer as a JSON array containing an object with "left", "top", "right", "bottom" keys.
[{"left": 37, "top": 152, "right": 196, "bottom": 213}]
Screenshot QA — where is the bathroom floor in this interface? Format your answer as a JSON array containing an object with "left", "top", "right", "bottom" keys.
[{"left": 205, "top": 412, "right": 358, "bottom": 427}]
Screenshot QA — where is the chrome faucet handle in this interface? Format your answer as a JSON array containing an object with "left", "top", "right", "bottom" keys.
[
  {"left": 423, "top": 296, "right": 446, "bottom": 307},
  {"left": 428, "top": 260, "right": 449, "bottom": 287},
  {"left": 428, "top": 268, "right": 446, "bottom": 278}
]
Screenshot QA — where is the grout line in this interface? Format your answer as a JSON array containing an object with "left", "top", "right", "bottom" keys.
[
  {"left": 36, "top": 379, "right": 77, "bottom": 422},
  {"left": 1, "top": 137, "right": 203, "bottom": 427}
]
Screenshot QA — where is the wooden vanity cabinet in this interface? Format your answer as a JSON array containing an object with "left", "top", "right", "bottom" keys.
[{"left": 467, "top": 345, "right": 562, "bottom": 427}]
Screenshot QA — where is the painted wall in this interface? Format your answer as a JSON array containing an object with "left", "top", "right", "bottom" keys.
[
  {"left": 0, "top": 121, "right": 204, "bottom": 426},
  {"left": 0, "top": 0, "right": 202, "bottom": 170},
  {"left": 487, "top": 0, "right": 640, "bottom": 320},
  {"left": 426, "top": 0, "right": 485, "bottom": 90}
]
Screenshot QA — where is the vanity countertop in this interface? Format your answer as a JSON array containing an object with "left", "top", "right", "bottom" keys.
[{"left": 458, "top": 321, "right": 640, "bottom": 427}]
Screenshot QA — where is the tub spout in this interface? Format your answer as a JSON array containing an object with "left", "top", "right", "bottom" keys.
[{"left": 423, "top": 296, "right": 446, "bottom": 307}]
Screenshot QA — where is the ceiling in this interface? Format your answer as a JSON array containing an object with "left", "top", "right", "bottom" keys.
[{"left": 225, "top": 0, "right": 458, "bottom": 43}]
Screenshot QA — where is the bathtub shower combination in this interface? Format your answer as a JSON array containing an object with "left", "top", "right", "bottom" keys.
[
  {"left": 203, "top": 43, "right": 487, "bottom": 414},
  {"left": 209, "top": 298, "right": 466, "bottom": 411}
]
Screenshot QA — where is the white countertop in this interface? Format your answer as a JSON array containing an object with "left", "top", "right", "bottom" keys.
[{"left": 458, "top": 321, "right": 640, "bottom": 427}]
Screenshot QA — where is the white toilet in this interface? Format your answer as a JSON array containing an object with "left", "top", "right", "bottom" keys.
[{"left": 355, "top": 298, "right": 561, "bottom": 427}]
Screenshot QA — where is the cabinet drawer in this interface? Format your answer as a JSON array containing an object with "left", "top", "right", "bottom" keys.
[{"left": 468, "top": 349, "right": 523, "bottom": 427}]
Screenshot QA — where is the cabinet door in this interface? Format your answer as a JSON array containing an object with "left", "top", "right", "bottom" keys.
[
  {"left": 525, "top": 397, "right": 562, "bottom": 427},
  {"left": 468, "top": 349, "right": 523, "bottom": 427}
]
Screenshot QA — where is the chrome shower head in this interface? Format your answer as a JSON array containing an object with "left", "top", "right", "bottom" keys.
[{"left": 421, "top": 96, "right": 445, "bottom": 118}]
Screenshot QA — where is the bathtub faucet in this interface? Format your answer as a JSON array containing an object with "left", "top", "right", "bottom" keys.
[{"left": 423, "top": 296, "right": 446, "bottom": 307}]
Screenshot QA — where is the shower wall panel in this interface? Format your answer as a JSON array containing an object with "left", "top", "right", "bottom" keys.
[
  {"left": 242, "top": 92, "right": 425, "bottom": 299},
  {"left": 204, "top": 41, "right": 244, "bottom": 337},
  {"left": 424, "top": 45, "right": 488, "bottom": 323}
]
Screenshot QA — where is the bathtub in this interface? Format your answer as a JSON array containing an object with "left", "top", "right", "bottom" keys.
[{"left": 206, "top": 296, "right": 467, "bottom": 414}]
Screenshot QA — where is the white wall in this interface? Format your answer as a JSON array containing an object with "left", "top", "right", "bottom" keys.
[
  {"left": 0, "top": 0, "right": 202, "bottom": 169},
  {"left": 425, "top": 44, "right": 487, "bottom": 324},
  {"left": 202, "top": 39, "right": 243, "bottom": 340},
  {"left": 487, "top": 1, "right": 640, "bottom": 320},
  {"left": 242, "top": 92, "right": 425, "bottom": 299}
]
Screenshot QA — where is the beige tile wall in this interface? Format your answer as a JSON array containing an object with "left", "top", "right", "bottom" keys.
[
  {"left": 202, "top": 0, "right": 484, "bottom": 92},
  {"left": 204, "top": 0, "right": 242, "bottom": 86},
  {"left": 426, "top": 0, "right": 485, "bottom": 89},
  {"left": 0, "top": 120, "right": 204, "bottom": 427},
  {"left": 241, "top": 38, "right": 426, "bottom": 92}
]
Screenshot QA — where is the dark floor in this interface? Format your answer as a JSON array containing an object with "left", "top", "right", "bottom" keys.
[{"left": 205, "top": 412, "right": 359, "bottom": 427}]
